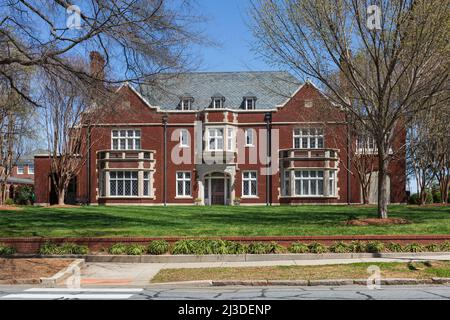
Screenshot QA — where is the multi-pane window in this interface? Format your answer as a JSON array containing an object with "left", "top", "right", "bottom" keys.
[
  {"left": 293, "top": 128, "right": 324, "bottom": 149},
  {"left": 328, "top": 171, "right": 336, "bottom": 196},
  {"left": 245, "top": 129, "right": 255, "bottom": 146},
  {"left": 356, "top": 136, "right": 376, "bottom": 153},
  {"left": 110, "top": 171, "right": 138, "bottom": 196},
  {"left": 212, "top": 98, "right": 223, "bottom": 109},
  {"left": 283, "top": 170, "right": 290, "bottom": 196},
  {"left": 28, "top": 164, "right": 34, "bottom": 174},
  {"left": 112, "top": 130, "right": 141, "bottom": 150},
  {"left": 17, "top": 165, "right": 24, "bottom": 174},
  {"left": 208, "top": 128, "right": 224, "bottom": 151},
  {"left": 245, "top": 98, "right": 255, "bottom": 110},
  {"left": 294, "top": 170, "right": 324, "bottom": 196},
  {"left": 180, "top": 129, "right": 189, "bottom": 147},
  {"left": 180, "top": 99, "right": 192, "bottom": 110},
  {"left": 143, "top": 172, "right": 151, "bottom": 196},
  {"left": 176, "top": 172, "right": 191, "bottom": 197},
  {"left": 242, "top": 171, "right": 257, "bottom": 197},
  {"left": 227, "top": 128, "right": 234, "bottom": 151}
]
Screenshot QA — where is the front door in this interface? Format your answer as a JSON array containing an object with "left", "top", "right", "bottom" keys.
[{"left": 211, "top": 179, "right": 225, "bottom": 205}]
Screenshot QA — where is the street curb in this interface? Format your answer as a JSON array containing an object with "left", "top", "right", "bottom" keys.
[
  {"left": 40, "top": 259, "right": 85, "bottom": 287},
  {"left": 193, "top": 278, "right": 450, "bottom": 287},
  {"left": 7, "top": 251, "right": 450, "bottom": 263}
]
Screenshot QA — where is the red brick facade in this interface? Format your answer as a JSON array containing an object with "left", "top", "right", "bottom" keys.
[{"left": 34, "top": 82, "right": 406, "bottom": 206}]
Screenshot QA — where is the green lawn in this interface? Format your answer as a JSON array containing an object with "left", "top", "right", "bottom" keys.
[{"left": 0, "top": 205, "right": 448, "bottom": 237}]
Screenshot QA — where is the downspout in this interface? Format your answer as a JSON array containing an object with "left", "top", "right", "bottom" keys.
[
  {"left": 87, "top": 125, "right": 91, "bottom": 205},
  {"left": 162, "top": 114, "right": 168, "bottom": 206},
  {"left": 346, "top": 114, "right": 351, "bottom": 205},
  {"left": 265, "top": 112, "right": 272, "bottom": 206}
]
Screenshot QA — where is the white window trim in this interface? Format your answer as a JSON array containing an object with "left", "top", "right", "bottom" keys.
[
  {"left": 227, "top": 127, "right": 235, "bottom": 151},
  {"left": 245, "top": 129, "right": 255, "bottom": 147},
  {"left": 28, "top": 164, "right": 34, "bottom": 175},
  {"left": 293, "top": 170, "right": 324, "bottom": 197},
  {"left": 293, "top": 128, "right": 324, "bottom": 149},
  {"left": 176, "top": 171, "right": 192, "bottom": 198},
  {"left": 180, "top": 129, "right": 189, "bottom": 148},
  {"left": 17, "top": 165, "right": 24, "bottom": 175},
  {"left": 111, "top": 129, "right": 141, "bottom": 151},
  {"left": 212, "top": 98, "right": 224, "bottom": 109},
  {"left": 109, "top": 170, "right": 139, "bottom": 197},
  {"left": 242, "top": 171, "right": 258, "bottom": 198},
  {"left": 244, "top": 98, "right": 256, "bottom": 110},
  {"left": 181, "top": 99, "right": 192, "bottom": 110},
  {"left": 207, "top": 127, "right": 224, "bottom": 151}
]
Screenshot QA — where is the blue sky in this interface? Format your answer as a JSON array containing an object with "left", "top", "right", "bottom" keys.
[{"left": 193, "top": 0, "right": 274, "bottom": 72}]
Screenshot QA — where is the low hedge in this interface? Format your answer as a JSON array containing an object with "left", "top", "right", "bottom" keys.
[
  {"left": 32, "top": 240, "right": 450, "bottom": 256},
  {"left": 39, "top": 242, "right": 89, "bottom": 255}
]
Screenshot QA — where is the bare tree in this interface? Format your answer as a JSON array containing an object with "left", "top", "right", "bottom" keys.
[
  {"left": 250, "top": 0, "right": 449, "bottom": 218},
  {"left": 40, "top": 61, "right": 108, "bottom": 205},
  {"left": 0, "top": 75, "right": 34, "bottom": 204},
  {"left": 0, "top": 0, "right": 205, "bottom": 104}
]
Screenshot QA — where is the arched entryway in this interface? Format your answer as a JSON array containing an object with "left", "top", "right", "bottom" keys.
[{"left": 204, "top": 172, "right": 231, "bottom": 205}]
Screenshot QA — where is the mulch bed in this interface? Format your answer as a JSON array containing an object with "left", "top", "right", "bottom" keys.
[
  {"left": 0, "top": 205, "right": 23, "bottom": 211},
  {"left": 345, "top": 218, "right": 411, "bottom": 226},
  {"left": 0, "top": 258, "right": 74, "bottom": 282}
]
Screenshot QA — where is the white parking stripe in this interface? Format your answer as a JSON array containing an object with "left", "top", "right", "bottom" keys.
[
  {"left": 2, "top": 293, "right": 134, "bottom": 300},
  {"left": 25, "top": 288, "right": 143, "bottom": 293}
]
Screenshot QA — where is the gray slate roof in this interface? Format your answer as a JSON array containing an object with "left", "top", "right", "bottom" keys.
[{"left": 139, "top": 71, "right": 301, "bottom": 110}]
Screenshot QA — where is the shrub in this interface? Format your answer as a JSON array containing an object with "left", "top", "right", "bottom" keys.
[
  {"left": 58, "top": 242, "right": 89, "bottom": 255},
  {"left": 288, "top": 242, "right": 309, "bottom": 253},
  {"left": 432, "top": 191, "right": 441, "bottom": 204},
  {"left": 403, "top": 243, "right": 424, "bottom": 253},
  {"left": 147, "top": 240, "right": 169, "bottom": 255},
  {"left": 440, "top": 241, "right": 450, "bottom": 252},
  {"left": 329, "top": 241, "right": 350, "bottom": 253},
  {"left": 365, "top": 241, "right": 385, "bottom": 253},
  {"left": 109, "top": 243, "right": 128, "bottom": 255},
  {"left": 0, "top": 243, "right": 16, "bottom": 255},
  {"left": 14, "top": 185, "right": 34, "bottom": 205},
  {"left": 387, "top": 242, "right": 403, "bottom": 252},
  {"left": 347, "top": 241, "right": 366, "bottom": 253},
  {"left": 226, "top": 241, "right": 248, "bottom": 254},
  {"left": 408, "top": 193, "right": 419, "bottom": 205},
  {"left": 39, "top": 242, "right": 88, "bottom": 255},
  {"left": 425, "top": 243, "right": 441, "bottom": 252},
  {"left": 308, "top": 242, "right": 328, "bottom": 254},
  {"left": 126, "top": 244, "right": 146, "bottom": 255},
  {"left": 172, "top": 240, "right": 197, "bottom": 255},
  {"left": 247, "top": 242, "right": 272, "bottom": 254},
  {"left": 266, "top": 242, "right": 286, "bottom": 254},
  {"left": 4, "top": 198, "right": 14, "bottom": 205}
]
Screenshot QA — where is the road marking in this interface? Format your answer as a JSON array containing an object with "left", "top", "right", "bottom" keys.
[
  {"left": 25, "top": 288, "right": 143, "bottom": 292},
  {"left": 1, "top": 293, "right": 135, "bottom": 300}
]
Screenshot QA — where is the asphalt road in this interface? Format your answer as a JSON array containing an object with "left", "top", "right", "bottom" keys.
[{"left": 0, "top": 285, "right": 449, "bottom": 300}]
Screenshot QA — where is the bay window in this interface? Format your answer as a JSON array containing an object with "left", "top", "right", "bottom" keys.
[
  {"left": 110, "top": 171, "right": 138, "bottom": 197},
  {"left": 208, "top": 128, "right": 224, "bottom": 151}
]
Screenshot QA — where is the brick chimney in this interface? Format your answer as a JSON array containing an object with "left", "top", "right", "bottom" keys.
[{"left": 89, "top": 51, "right": 105, "bottom": 81}]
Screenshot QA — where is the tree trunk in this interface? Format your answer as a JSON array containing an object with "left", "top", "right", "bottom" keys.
[
  {"left": 57, "top": 189, "right": 65, "bottom": 205},
  {"left": 377, "top": 156, "right": 389, "bottom": 219}
]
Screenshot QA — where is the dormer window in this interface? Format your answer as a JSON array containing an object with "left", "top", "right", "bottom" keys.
[
  {"left": 179, "top": 95, "right": 194, "bottom": 110},
  {"left": 211, "top": 93, "right": 225, "bottom": 109},
  {"left": 243, "top": 93, "right": 257, "bottom": 110}
]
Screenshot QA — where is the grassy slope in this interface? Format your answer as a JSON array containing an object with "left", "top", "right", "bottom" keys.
[{"left": 0, "top": 205, "right": 448, "bottom": 237}]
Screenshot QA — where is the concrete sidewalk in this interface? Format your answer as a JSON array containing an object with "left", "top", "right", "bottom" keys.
[{"left": 77, "top": 254, "right": 450, "bottom": 287}]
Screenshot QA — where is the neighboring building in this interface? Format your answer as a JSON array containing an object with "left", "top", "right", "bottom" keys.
[
  {"left": 4, "top": 149, "right": 45, "bottom": 201},
  {"left": 34, "top": 69, "right": 406, "bottom": 206}
]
